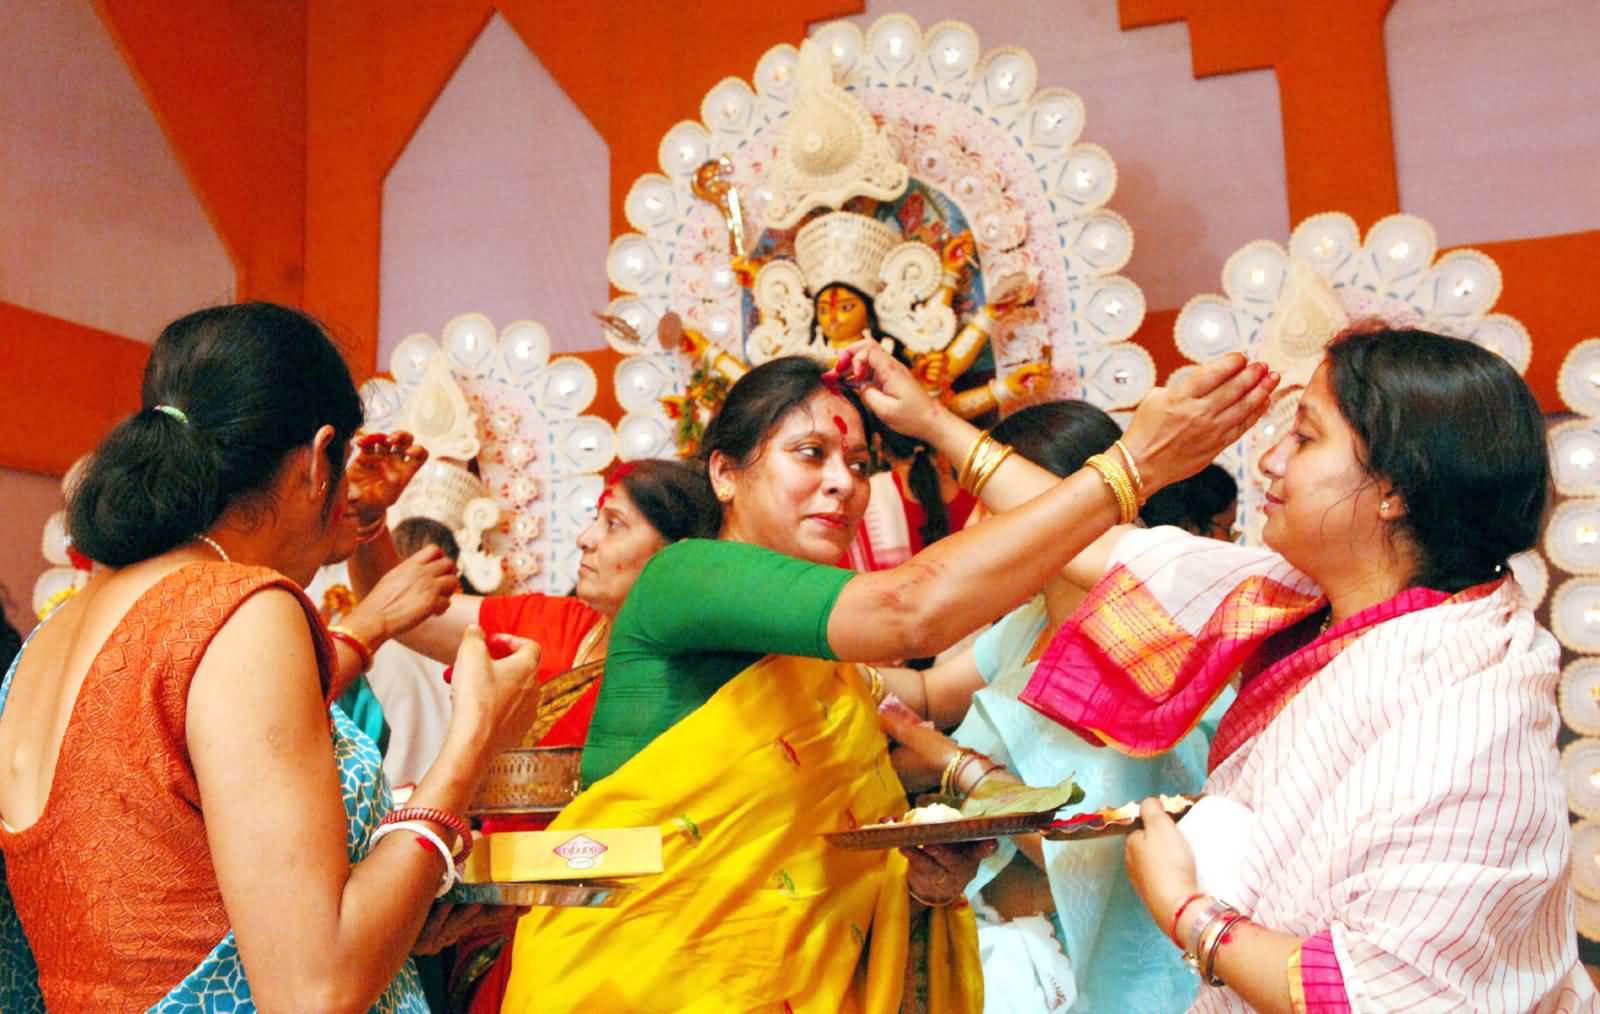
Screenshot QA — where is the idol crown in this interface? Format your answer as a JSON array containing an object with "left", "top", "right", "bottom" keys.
[{"left": 794, "top": 211, "right": 902, "bottom": 297}]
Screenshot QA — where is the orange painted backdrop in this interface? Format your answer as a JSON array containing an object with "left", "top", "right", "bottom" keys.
[{"left": 4, "top": 0, "right": 1596, "bottom": 480}]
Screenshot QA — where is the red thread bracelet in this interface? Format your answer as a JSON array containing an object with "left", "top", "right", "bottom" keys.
[
  {"left": 1170, "top": 892, "right": 1208, "bottom": 949},
  {"left": 381, "top": 806, "right": 472, "bottom": 861}
]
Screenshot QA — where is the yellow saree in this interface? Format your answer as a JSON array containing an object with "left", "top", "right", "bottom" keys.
[{"left": 502, "top": 653, "right": 982, "bottom": 1013}]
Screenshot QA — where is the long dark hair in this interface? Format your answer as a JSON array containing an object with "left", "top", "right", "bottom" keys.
[
  {"left": 990, "top": 400, "right": 1122, "bottom": 480},
  {"left": 68, "top": 302, "right": 363, "bottom": 567},
  {"left": 1324, "top": 326, "right": 1548, "bottom": 593},
  {"left": 698, "top": 356, "right": 873, "bottom": 471}
]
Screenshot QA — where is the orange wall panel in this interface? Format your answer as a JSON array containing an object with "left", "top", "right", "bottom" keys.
[
  {"left": 95, "top": 0, "right": 309, "bottom": 303},
  {"left": 0, "top": 305, "right": 148, "bottom": 475}
]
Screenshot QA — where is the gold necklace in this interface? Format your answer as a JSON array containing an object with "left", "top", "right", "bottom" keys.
[{"left": 573, "top": 615, "right": 612, "bottom": 667}]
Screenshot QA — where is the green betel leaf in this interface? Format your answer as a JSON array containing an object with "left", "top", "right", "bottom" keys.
[{"left": 959, "top": 773, "right": 1084, "bottom": 819}]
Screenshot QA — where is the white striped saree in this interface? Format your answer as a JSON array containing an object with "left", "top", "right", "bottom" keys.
[{"left": 1025, "top": 527, "right": 1597, "bottom": 1013}]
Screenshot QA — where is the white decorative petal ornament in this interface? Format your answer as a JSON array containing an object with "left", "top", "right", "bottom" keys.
[
  {"left": 441, "top": 313, "right": 497, "bottom": 371},
  {"left": 624, "top": 174, "right": 681, "bottom": 233},
  {"left": 607, "top": 235, "right": 666, "bottom": 292},
  {"left": 1552, "top": 577, "right": 1600, "bottom": 655},
  {"left": 862, "top": 15, "right": 921, "bottom": 81},
  {"left": 1573, "top": 820, "right": 1600, "bottom": 901},
  {"left": 390, "top": 333, "right": 439, "bottom": 385},
  {"left": 553, "top": 418, "right": 617, "bottom": 474},
  {"left": 1550, "top": 420, "right": 1600, "bottom": 497},
  {"left": 1082, "top": 344, "right": 1156, "bottom": 409},
  {"left": 1025, "top": 88, "right": 1086, "bottom": 153},
  {"left": 1563, "top": 739, "right": 1600, "bottom": 821},
  {"left": 1421, "top": 249, "right": 1501, "bottom": 320},
  {"left": 539, "top": 358, "right": 598, "bottom": 417},
  {"left": 1221, "top": 240, "right": 1289, "bottom": 308},
  {"left": 1558, "top": 339, "right": 1600, "bottom": 419},
  {"left": 754, "top": 44, "right": 800, "bottom": 101},
  {"left": 658, "top": 121, "right": 712, "bottom": 178},
  {"left": 1545, "top": 500, "right": 1600, "bottom": 575},
  {"left": 41, "top": 511, "right": 69, "bottom": 566},
  {"left": 1458, "top": 314, "right": 1531, "bottom": 374},
  {"left": 976, "top": 47, "right": 1038, "bottom": 115},
  {"left": 1175, "top": 296, "right": 1248, "bottom": 361},
  {"left": 1578, "top": 893, "right": 1600, "bottom": 944},
  {"left": 1560, "top": 658, "right": 1600, "bottom": 738},
  {"left": 499, "top": 320, "right": 551, "bottom": 378},
  {"left": 613, "top": 356, "right": 677, "bottom": 412},
  {"left": 617, "top": 412, "right": 676, "bottom": 462}
]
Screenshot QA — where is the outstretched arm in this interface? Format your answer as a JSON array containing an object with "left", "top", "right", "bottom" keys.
[
  {"left": 824, "top": 342, "right": 1277, "bottom": 663},
  {"left": 189, "top": 593, "right": 541, "bottom": 1013}
]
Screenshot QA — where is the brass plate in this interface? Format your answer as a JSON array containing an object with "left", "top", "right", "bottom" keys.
[
  {"left": 822, "top": 809, "right": 1059, "bottom": 850},
  {"left": 443, "top": 879, "right": 632, "bottom": 908}
]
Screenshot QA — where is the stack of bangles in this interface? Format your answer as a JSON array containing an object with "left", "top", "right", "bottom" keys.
[
  {"left": 1171, "top": 893, "right": 1249, "bottom": 987},
  {"left": 327, "top": 624, "right": 376, "bottom": 672},
  {"left": 859, "top": 664, "right": 886, "bottom": 704},
  {"left": 958, "top": 430, "right": 1015, "bottom": 498},
  {"left": 938, "top": 747, "right": 1004, "bottom": 799},
  {"left": 371, "top": 807, "right": 473, "bottom": 898},
  {"left": 1084, "top": 438, "right": 1146, "bottom": 525}
]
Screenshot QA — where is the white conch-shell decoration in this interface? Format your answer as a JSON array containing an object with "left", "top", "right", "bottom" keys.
[
  {"left": 364, "top": 313, "right": 615, "bottom": 596},
  {"left": 1543, "top": 334, "right": 1600, "bottom": 935},
  {"left": 1173, "top": 212, "right": 1533, "bottom": 548},
  {"left": 764, "top": 40, "right": 910, "bottom": 229},
  {"left": 603, "top": 13, "right": 1154, "bottom": 460},
  {"left": 399, "top": 355, "right": 481, "bottom": 462}
]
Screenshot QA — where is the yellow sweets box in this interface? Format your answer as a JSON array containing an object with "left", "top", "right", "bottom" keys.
[{"left": 461, "top": 827, "right": 663, "bottom": 883}]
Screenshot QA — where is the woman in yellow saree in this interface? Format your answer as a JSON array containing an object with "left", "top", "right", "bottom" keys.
[{"left": 506, "top": 342, "right": 1278, "bottom": 1013}]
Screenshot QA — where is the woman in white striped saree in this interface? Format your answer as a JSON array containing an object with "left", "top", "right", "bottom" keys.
[{"left": 1019, "top": 327, "right": 1595, "bottom": 1013}]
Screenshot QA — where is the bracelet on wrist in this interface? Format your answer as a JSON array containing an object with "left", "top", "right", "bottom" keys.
[
  {"left": 369, "top": 820, "right": 459, "bottom": 898},
  {"left": 380, "top": 806, "right": 473, "bottom": 860},
  {"left": 1085, "top": 452, "right": 1138, "bottom": 524},
  {"left": 327, "top": 624, "right": 375, "bottom": 672},
  {"left": 907, "top": 884, "right": 961, "bottom": 908},
  {"left": 1169, "top": 892, "right": 1208, "bottom": 948}
]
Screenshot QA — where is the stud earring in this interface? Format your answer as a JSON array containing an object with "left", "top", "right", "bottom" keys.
[{"left": 1380, "top": 499, "right": 1390, "bottom": 513}]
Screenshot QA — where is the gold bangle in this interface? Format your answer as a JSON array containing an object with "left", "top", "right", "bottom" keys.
[
  {"left": 1086, "top": 454, "right": 1137, "bottom": 524},
  {"left": 958, "top": 431, "right": 992, "bottom": 490},
  {"left": 970, "top": 444, "right": 1015, "bottom": 498},
  {"left": 950, "top": 750, "right": 995, "bottom": 795},
  {"left": 860, "top": 664, "right": 886, "bottom": 704},
  {"left": 938, "top": 749, "right": 969, "bottom": 798},
  {"left": 1112, "top": 439, "right": 1145, "bottom": 502}
]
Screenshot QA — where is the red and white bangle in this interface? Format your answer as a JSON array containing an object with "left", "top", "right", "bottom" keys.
[
  {"left": 380, "top": 806, "right": 472, "bottom": 860},
  {"left": 370, "top": 820, "right": 458, "bottom": 897},
  {"left": 327, "top": 624, "right": 375, "bottom": 672}
]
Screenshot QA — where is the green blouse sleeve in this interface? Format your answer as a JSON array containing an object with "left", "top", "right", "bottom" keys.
[{"left": 615, "top": 539, "right": 852, "bottom": 660}]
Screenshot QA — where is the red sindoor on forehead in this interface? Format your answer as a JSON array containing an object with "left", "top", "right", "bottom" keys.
[{"left": 832, "top": 414, "right": 848, "bottom": 436}]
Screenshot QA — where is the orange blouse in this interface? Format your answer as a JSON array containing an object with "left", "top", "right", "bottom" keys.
[{"left": 0, "top": 562, "right": 331, "bottom": 1012}]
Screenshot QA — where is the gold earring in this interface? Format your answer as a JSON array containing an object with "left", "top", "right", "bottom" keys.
[{"left": 717, "top": 487, "right": 732, "bottom": 503}]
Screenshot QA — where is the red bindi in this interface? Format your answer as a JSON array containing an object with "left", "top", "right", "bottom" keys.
[{"left": 832, "top": 414, "right": 848, "bottom": 436}]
